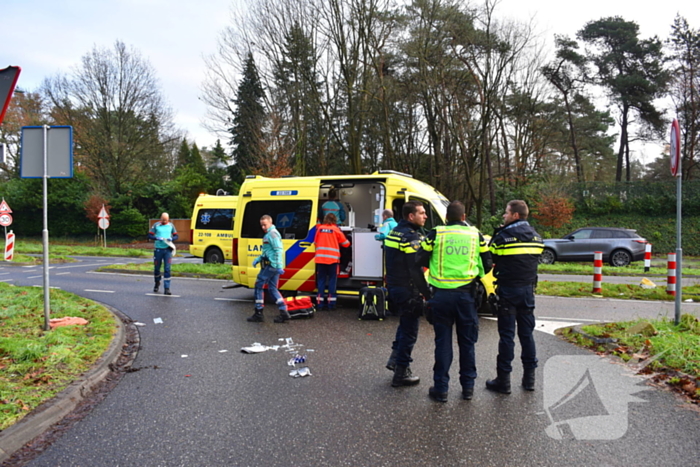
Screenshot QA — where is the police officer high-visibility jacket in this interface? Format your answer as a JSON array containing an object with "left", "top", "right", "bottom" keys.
[
  {"left": 313, "top": 223, "right": 350, "bottom": 264},
  {"left": 417, "top": 222, "right": 492, "bottom": 290},
  {"left": 384, "top": 219, "right": 431, "bottom": 298},
  {"left": 489, "top": 220, "right": 543, "bottom": 287}
]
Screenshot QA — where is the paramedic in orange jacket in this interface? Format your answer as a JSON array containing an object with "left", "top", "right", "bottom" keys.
[{"left": 314, "top": 213, "right": 351, "bottom": 310}]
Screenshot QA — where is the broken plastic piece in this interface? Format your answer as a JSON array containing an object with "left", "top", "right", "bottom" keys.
[
  {"left": 134, "top": 322, "right": 146, "bottom": 327},
  {"left": 153, "top": 317, "right": 163, "bottom": 324},
  {"left": 181, "top": 355, "right": 188, "bottom": 358},
  {"left": 219, "top": 350, "right": 228, "bottom": 353},
  {"left": 287, "top": 355, "right": 307, "bottom": 366},
  {"left": 241, "top": 343, "right": 270, "bottom": 353},
  {"left": 289, "top": 367, "right": 312, "bottom": 377}
]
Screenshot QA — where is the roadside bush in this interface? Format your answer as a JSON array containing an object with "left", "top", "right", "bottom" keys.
[{"left": 109, "top": 208, "right": 147, "bottom": 238}]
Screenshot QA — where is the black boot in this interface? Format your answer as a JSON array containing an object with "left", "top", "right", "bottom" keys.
[
  {"left": 386, "top": 349, "right": 398, "bottom": 371},
  {"left": 485, "top": 371, "right": 511, "bottom": 394},
  {"left": 164, "top": 288, "right": 171, "bottom": 295},
  {"left": 522, "top": 368, "right": 536, "bottom": 391},
  {"left": 392, "top": 365, "right": 420, "bottom": 387},
  {"left": 247, "top": 309, "right": 264, "bottom": 322},
  {"left": 273, "top": 310, "right": 292, "bottom": 323},
  {"left": 153, "top": 282, "right": 160, "bottom": 293}
]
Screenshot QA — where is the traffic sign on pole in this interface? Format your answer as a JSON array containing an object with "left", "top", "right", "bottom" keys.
[
  {"left": 0, "top": 213, "right": 12, "bottom": 227},
  {"left": 0, "top": 199, "right": 11, "bottom": 213},
  {"left": 98, "top": 205, "right": 109, "bottom": 219},
  {"left": 670, "top": 119, "right": 681, "bottom": 177},
  {"left": 0, "top": 66, "right": 21, "bottom": 126},
  {"left": 98, "top": 218, "right": 110, "bottom": 230}
]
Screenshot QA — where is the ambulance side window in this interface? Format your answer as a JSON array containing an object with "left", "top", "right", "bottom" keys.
[
  {"left": 195, "top": 209, "right": 234, "bottom": 230},
  {"left": 241, "top": 200, "right": 313, "bottom": 240}
]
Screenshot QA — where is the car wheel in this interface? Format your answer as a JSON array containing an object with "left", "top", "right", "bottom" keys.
[
  {"left": 539, "top": 248, "right": 556, "bottom": 265},
  {"left": 204, "top": 247, "right": 224, "bottom": 264},
  {"left": 610, "top": 249, "right": 631, "bottom": 267}
]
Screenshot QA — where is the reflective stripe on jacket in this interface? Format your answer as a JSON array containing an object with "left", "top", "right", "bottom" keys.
[
  {"left": 313, "top": 224, "right": 350, "bottom": 264},
  {"left": 321, "top": 200, "right": 346, "bottom": 224},
  {"left": 421, "top": 224, "right": 485, "bottom": 289}
]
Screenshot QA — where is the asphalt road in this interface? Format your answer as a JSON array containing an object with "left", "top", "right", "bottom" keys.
[{"left": 1, "top": 257, "right": 699, "bottom": 466}]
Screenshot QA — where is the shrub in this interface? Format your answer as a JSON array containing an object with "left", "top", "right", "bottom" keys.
[{"left": 532, "top": 195, "right": 575, "bottom": 229}]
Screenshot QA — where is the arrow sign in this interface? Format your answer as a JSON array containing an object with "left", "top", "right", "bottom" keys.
[
  {"left": 98, "top": 205, "right": 109, "bottom": 219},
  {"left": 0, "top": 199, "right": 11, "bottom": 214}
]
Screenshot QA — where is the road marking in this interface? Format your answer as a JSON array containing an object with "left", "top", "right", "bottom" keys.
[
  {"left": 214, "top": 298, "right": 254, "bottom": 302},
  {"left": 27, "top": 275, "right": 42, "bottom": 279},
  {"left": 32, "top": 285, "right": 60, "bottom": 289},
  {"left": 538, "top": 316, "right": 602, "bottom": 323},
  {"left": 55, "top": 272, "right": 71, "bottom": 275},
  {"left": 0, "top": 272, "right": 9, "bottom": 275},
  {"left": 0, "top": 279, "right": 13, "bottom": 282},
  {"left": 22, "top": 265, "right": 37, "bottom": 268},
  {"left": 146, "top": 293, "right": 180, "bottom": 297},
  {"left": 482, "top": 317, "right": 590, "bottom": 336},
  {"left": 55, "top": 263, "right": 110, "bottom": 270},
  {"left": 84, "top": 289, "right": 115, "bottom": 293}
]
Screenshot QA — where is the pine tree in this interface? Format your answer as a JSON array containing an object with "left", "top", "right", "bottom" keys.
[{"left": 229, "top": 52, "right": 266, "bottom": 182}]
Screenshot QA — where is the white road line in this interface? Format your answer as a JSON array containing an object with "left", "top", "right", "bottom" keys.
[
  {"left": 0, "top": 279, "right": 13, "bottom": 282},
  {"left": 538, "top": 316, "right": 603, "bottom": 323},
  {"left": 145, "top": 293, "right": 180, "bottom": 297},
  {"left": 214, "top": 298, "right": 254, "bottom": 302},
  {"left": 27, "top": 275, "right": 42, "bottom": 279},
  {"left": 84, "top": 289, "right": 115, "bottom": 293},
  {"left": 55, "top": 272, "right": 71, "bottom": 275},
  {"left": 55, "top": 263, "right": 110, "bottom": 270},
  {"left": 32, "top": 285, "right": 60, "bottom": 289},
  {"left": 22, "top": 265, "right": 37, "bottom": 268}
]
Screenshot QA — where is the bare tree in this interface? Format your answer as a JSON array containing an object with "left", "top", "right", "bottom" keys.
[{"left": 43, "top": 40, "right": 178, "bottom": 196}]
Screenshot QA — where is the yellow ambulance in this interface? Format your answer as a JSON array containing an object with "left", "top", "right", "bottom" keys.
[
  {"left": 189, "top": 194, "right": 238, "bottom": 263},
  {"left": 230, "top": 170, "right": 495, "bottom": 309}
]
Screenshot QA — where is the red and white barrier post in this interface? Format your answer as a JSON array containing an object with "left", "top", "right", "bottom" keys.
[
  {"left": 667, "top": 253, "right": 677, "bottom": 296},
  {"left": 4, "top": 230, "right": 14, "bottom": 261},
  {"left": 644, "top": 243, "right": 652, "bottom": 273},
  {"left": 592, "top": 251, "right": 603, "bottom": 294}
]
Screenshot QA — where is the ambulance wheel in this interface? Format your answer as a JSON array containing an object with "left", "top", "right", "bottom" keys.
[{"left": 204, "top": 247, "right": 224, "bottom": 264}]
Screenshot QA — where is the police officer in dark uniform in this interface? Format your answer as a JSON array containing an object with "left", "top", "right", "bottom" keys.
[
  {"left": 417, "top": 201, "right": 492, "bottom": 402},
  {"left": 485, "top": 200, "right": 544, "bottom": 394},
  {"left": 384, "top": 201, "right": 431, "bottom": 387}
]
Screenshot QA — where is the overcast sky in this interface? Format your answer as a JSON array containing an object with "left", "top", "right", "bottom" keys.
[{"left": 3, "top": 0, "right": 699, "bottom": 158}]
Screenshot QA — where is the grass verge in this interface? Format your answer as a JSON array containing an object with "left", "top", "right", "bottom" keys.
[
  {"left": 537, "top": 280, "right": 700, "bottom": 301},
  {"left": 96, "top": 262, "right": 231, "bottom": 280},
  {"left": 14, "top": 240, "right": 151, "bottom": 259},
  {"left": 0, "top": 283, "right": 117, "bottom": 431},
  {"left": 560, "top": 314, "right": 700, "bottom": 404}
]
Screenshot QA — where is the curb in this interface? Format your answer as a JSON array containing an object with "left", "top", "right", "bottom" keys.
[{"left": 0, "top": 304, "right": 137, "bottom": 464}]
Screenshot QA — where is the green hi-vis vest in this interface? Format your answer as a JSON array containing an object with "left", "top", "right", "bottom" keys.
[{"left": 422, "top": 225, "right": 483, "bottom": 289}]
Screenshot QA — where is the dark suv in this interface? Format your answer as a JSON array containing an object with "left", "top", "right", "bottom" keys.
[{"left": 540, "top": 227, "right": 647, "bottom": 267}]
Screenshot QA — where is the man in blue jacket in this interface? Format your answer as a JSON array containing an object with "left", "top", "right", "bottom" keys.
[
  {"left": 485, "top": 200, "right": 544, "bottom": 394},
  {"left": 247, "top": 215, "right": 290, "bottom": 323},
  {"left": 374, "top": 209, "right": 397, "bottom": 242},
  {"left": 148, "top": 212, "right": 179, "bottom": 295}
]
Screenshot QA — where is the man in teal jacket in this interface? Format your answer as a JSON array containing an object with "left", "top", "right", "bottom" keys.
[
  {"left": 375, "top": 209, "right": 397, "bottom": 242},
  {"left": 247, "top": 215, "right": 290, "bottom": 323},
  {"left": 148, "top": 212, "right": 178, "bottom": 295}
]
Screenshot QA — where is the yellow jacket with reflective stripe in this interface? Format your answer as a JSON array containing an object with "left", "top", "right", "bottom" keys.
[{"left": 420, "top": 223, "right": 488, "bottom": 289}]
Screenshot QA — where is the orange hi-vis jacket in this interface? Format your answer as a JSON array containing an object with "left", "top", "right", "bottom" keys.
[{"left": 313, "top": 223, "right": 350, "bottom": 264}]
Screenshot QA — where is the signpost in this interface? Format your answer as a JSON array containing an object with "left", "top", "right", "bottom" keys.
[
  {"left": 0, "top": 199, "right": 13, "bottom": 261},
  {"left": 20, "top": 125, "right": 74, "bottom": 331},
  {"left": 0, "top": 66, "right": 21, "bottom": 125},
  {"left": 670, "top": 119, "right": 682, "bottom": 325},
  {"left": 98, "top": 205, "right": 110, "bottom": 247}
]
